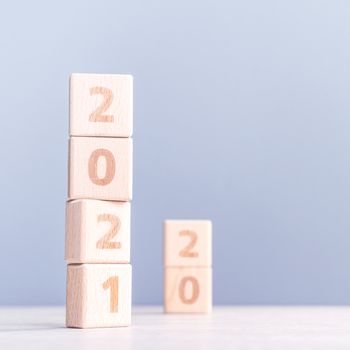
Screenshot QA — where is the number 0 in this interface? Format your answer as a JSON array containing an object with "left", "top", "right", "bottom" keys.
[
  {"left": 88, "top": 148, "right": 115, "bottom": 186},
  {"left": 179, "top": 276, "right": 199, "bottom": 304}
]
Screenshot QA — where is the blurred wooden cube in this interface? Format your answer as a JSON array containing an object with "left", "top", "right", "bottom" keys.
[
  {"left": 164, "top": 220, "right": 212, "bottom": 267},
  {"left": 164, "top": 266, "right": 212, "bottom": 313}
]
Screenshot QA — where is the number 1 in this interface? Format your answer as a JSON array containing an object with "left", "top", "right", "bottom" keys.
[{"left": 103, "top": 276, "right": 118, "bottom": 313}]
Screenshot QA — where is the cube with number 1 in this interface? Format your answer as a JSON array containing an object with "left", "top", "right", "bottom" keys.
[{"left": 66, "top": 264, "right": 132, "bottom": 328}]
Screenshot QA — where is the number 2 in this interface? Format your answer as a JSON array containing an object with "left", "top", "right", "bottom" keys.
[
  {"left": 96, "top": 214, "right": 121, "bottom": 249},
  {"left": 179, "top": 230, "right": 198, "bottom": 258},
  {"left": 103, "top": 276, "right": 118, "bottom": 312},
  {"left": 89, "top": 86, "right": 114, "bottom": 122}
]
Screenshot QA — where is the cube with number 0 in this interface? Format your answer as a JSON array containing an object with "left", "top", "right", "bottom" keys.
[
  {"left": 68, "top": 136, "right": 132, "bottom": 201},
  {"left": 65, "top": 199, "right": 130, "bottom": 264},
  {"left": 164, "top": 266, "right": 212, "bottom": 313},
  {"left": 66, "top": 264, "right": 132, "bottom": 328}
]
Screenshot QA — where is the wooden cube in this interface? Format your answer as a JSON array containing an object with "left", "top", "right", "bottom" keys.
[
  {"left": 68, "top": 136, "right": 132, "bottom": 201},
  {"left": 66, "top": 264, "right": 132, "bottom": 328},
  {"left": 164, "top": 220, "right": 212, "bottom": 267},
  {"left": 70, "top": 73, "right": 133, "bottom": 137},
  {"left": 65, "top": 199, "right": 130, "bottom": 264},
  {"left": 164, "top": 267, "right": 212, "bottom": 313}
]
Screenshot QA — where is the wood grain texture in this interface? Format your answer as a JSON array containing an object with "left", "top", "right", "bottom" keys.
[
  {"left": 68, "top": 136, "right": 132, "bottom": 201},
  {"left": 164, "top": 220, "right": 212, "bottom": 267},
  {"left": 164, "top": 267, "right": 212, "bottom": 314},
  {"left": 65, "top": 199, "right": 130, "bottom": 263},
  {"left": 70, "top": 73, "right": 133, "bottom": 137},
  {"left": 66, "top": 264, "right": 132, "bottom": 328}
]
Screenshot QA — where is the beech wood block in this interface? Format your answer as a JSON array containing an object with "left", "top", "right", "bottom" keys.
[
  {"left": 65, "top": 199, "right": 130, "bottom": 264},
  {"left": 68, "top": 136, "right": 132, "bottom": 201},
  {"left": 70, "top": 73, "right": 133, "bottom": 137},
  {"left": 66, "top": 264, "right": 132, "bottom": 328},
  {"left": 164, "top": 267, "right": 212, "bottom": 314},
  {"left": 164, "top": 220, "right": 212, "bottom": 267}
]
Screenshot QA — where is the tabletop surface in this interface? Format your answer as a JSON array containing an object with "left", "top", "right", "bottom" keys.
[{"left": 1, "top": 306, "right": 350, "bottom": 349}]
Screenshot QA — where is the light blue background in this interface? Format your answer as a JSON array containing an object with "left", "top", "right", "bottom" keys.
[{"left": 1, "top": 0, "right": 349, "bottom": 305}]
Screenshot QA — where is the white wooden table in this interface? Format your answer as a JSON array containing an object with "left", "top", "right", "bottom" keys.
[{"left": 1, "top": 306, "right": 350, "bottom": 349}]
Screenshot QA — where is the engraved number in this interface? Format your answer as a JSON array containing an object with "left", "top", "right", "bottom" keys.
[
  {"left": 179, "top": 230, "right": 198, "bottom": 258},
  {"left": 89, "top": 87, "right": 114, "bottom": 122},
  {"left": 179, "top": 276, "right": 199, "bottom": 304},
  {"left": 96, "top": 214, "right": 121, "bottom": 249},
  {"left": 88, "top": 149, "right": 115, "bottom": 186},
  {"left": 103, "top": 276, "right": 118, "bottom": 313}
]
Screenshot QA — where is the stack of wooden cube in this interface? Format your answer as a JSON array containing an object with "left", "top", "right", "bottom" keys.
[
  {"left": 65, "top": 73, "right": 133, "bottom": 328},
  {"left": 164, "top": 220, "right": 212, "bottom": 313}
]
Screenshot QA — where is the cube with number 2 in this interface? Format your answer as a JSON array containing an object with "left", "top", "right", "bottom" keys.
[
  {"left": 65, "top": 199, "right": 130, "bottom": 263},
  {"left": 70, "top": 73, "right": 133, "bottom": 137},
  {"left": 164, "top": 220, "right": 212, "bottom": 267}
]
